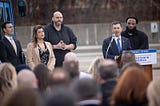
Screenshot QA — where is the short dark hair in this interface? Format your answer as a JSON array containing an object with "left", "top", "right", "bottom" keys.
[
  {"left": 126, "top": 16, "right": 138, "bottom": 24},
  {"left": 1, "top": 21, "right": 12, "bottom": 29},
  {"left": 111, "top": 21, "right": 122, "bottom": 27}
]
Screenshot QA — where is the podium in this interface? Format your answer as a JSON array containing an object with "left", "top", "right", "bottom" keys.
[{"left": 120, "top": 49, "right": 157, "bottom": 81}]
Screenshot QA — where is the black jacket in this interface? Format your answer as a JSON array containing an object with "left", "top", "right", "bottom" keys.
[{"left": 121, "top": 27, "right": 149, "bottom": 50}]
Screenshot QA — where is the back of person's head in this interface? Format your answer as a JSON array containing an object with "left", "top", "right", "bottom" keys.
[
  {"left": 17, "top": 69, "right": 38, "bottom": 88},
  {"left": 63, "top": 61, "right": 79, "bottom": 80},
  {"left": 51, "top": 68, "right": 70, "bottom": 86},
  {"left": 45, "top": 86, "right": 76, "bottom": 106},
  {"left": 3, "top": 87, "right": 43, "bottom": 106},
  {"left": 64, "top": 52, "right": 78, "bottom": 62},
  {"left": 121, "top": 51, "right": 136, "bottom": 68},
  {"left": 33, "top": 64, "right": 51, "bottom": 91},
  {"left": 121, "top": 62, "right": 142, "bottom": 76},
  {"left": 0, "top": 63, "right": 17, "bottom": 96},
  {"left": 71, "top": 78, "right": 101, "bottom": 101},
  {"left": 0, "top": 77, "right": 10, "bottom": 103},
  {"left": 87, "top": 57, "right": 104, "bottom": 79},
  {"left": 97, "top": 59, "right": 118, "bottom": 81},
  {"left": 111, "top": 66, "right": 149, "bottom": 105},
  {"left": 147, "top": 78, "right": 160, "bottom": 106}
]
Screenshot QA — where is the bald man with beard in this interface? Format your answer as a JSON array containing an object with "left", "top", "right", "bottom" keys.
[{"left": 44, "top": 11, "right": 77, "bottom": 67}]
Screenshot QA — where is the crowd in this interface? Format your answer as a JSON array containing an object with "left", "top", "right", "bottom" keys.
[{"left": 0, "top": 10, "right": 157, "bottom": 106}]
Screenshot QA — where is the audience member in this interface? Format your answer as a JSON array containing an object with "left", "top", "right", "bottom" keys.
[
  {"left": 147, "top": 78, "right": 160, "bottom": 106},
  {"left": 45, "top": 86, "right": 76, "bottom": 106},
  {"left": 51, "top": 67, "right": 71, "bottom": 86},
  {"left": 33, "top": 64, "right": 51, "bottom": 92},
  {"left": 17, "top": 69, "right": 38, "bottom": 88},
  {"left": 3, "top": 87, "right": 43, "bottom": 106},
  {"left": 120, "top": 51, "right": 136, "bottom": 68},
  {"left": 97, "top": 59, "right": 119, "bottom": 106},
  {"left": 71, "top": 78, "right": 102, "bottom": 106},
  {"left": 63, "top": 52, "right": 92, "bottom": 80},
  {"left": 87, "top": 57, "right": 103, "bottom": 80},
  {"left": 0, "top": 63, "right": 17, "bottom": 98},
  {"left": 110, "top": 66, "right": 150, "bottom": 106}
]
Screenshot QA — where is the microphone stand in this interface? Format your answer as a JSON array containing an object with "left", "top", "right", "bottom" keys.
[{"left": 105, "top": 36, "right": 114, "bottom": 58}]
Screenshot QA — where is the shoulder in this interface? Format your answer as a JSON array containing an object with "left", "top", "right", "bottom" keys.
[
  {"left": 27, "top": 42, "right": 35, "bottom": 47},
  {"left": 45, "top": 41, "right": 52, "bottom": 45},
  {"left": 103, "top": 36, "right": 112, "bottom": 42},
  {"left": 121, "top": 36, "right": 129, "bottom": 40},
  {"left": 62, "top": 25, "right": 73, "bottom": 31},
  {"left": 137, "top": 30, "right": 148, "bottom": 37},
  {"left": 44, "top": 23, "right": 52, "bottom": 29}
]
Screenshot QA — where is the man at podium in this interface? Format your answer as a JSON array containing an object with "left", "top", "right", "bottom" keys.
[{"left": 102, "top": 21, "right": 131, "bottom": 60}]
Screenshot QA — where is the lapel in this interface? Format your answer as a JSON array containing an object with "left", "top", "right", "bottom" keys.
[
  {"left": 34, "top": 45, "right": 40, "bottom": 61},
  {"left": 3, "top": 37, "right": 17, "bottom": 55}
]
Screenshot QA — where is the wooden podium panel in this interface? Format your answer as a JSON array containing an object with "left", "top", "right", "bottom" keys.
[{"left": 143, "top": 65, "right": 152, "bottom": 81}]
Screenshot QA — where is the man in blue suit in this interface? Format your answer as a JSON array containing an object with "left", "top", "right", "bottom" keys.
[
  {"left": 0, "top": 21, "right": 25, "bottom": 67},
  {"left": 102, "top": 21, "right": 131, "bottom": 60}
]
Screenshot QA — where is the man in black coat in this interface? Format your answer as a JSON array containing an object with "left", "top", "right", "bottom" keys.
[
  {"left": 121, "top": 16, "right": 149, "bottom": 50},
  {"left": 44, "top": 11, "right": 77, "bottom": 67},
  {"left": 0, "top": 21, "right": 25, "bottom": 67}
]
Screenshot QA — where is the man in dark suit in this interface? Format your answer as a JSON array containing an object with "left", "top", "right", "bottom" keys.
[
  {"left": 102, "top": 21, "right": 131, "bottom": 60},
  {"left": 97, "top": 59, "right": 119, "bottom": 106},
  {"left": 0, "top": 21, "right": 25, "bottom": 67}
]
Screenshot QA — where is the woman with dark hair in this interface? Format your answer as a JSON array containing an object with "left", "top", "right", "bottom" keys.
[{"left": 26, "top": 25, "right": 55, "bottom": 71}]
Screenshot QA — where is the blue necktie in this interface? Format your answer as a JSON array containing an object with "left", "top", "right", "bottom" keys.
[{"left": 117, "top": 38, "right": 121, "bottom": 53}]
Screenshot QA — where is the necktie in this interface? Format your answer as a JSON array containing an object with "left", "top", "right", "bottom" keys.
[
  {"left": 10, "top": 38, "right": 17, "bottom": 54},
  {"left": 117, "top": 38, "right": 121, "bottom": 53}
]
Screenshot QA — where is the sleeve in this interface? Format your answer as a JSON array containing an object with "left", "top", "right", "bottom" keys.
[
  {"left": 26, "top": 43, "right": 35, "bottom": 69},
  {"left": 0, "top": 41, "right": 9, "bottom": 62},
  {"left": 68, "top": 28, "right": 77, "bottom": 50},
  {"left": 44, "top": 25, "right": 49, "bottom": 41},
  {"left": 139, "top": 32, "right": 149, "bottom": 49},
  {"left": 17, "top": 40, "right": 26, "bottom": 64},
  {"left": 47, "top": 42, "right": 55, "bottom": 71},
  {"left": 102, "top": 39, "right": 107, "bottom": 58}
]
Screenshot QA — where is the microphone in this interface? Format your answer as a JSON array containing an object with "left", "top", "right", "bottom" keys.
[{"left": 105, "top": 35, "right": 115, "bottom": 58}]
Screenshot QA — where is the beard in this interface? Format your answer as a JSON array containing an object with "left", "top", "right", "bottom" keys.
[{"left": 54, "top": 20, "right": 62, "bottom": 26}]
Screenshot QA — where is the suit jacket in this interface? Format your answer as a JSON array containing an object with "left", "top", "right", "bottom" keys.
[
  {"left": 26, "top": 41, "right": 55, "bottom": 70},
  {"left": 0, "top": 37, "right": 25, "bottom": 67},
  {"left": 102, "top": 36, "right": 131, "bottom": 59}
]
